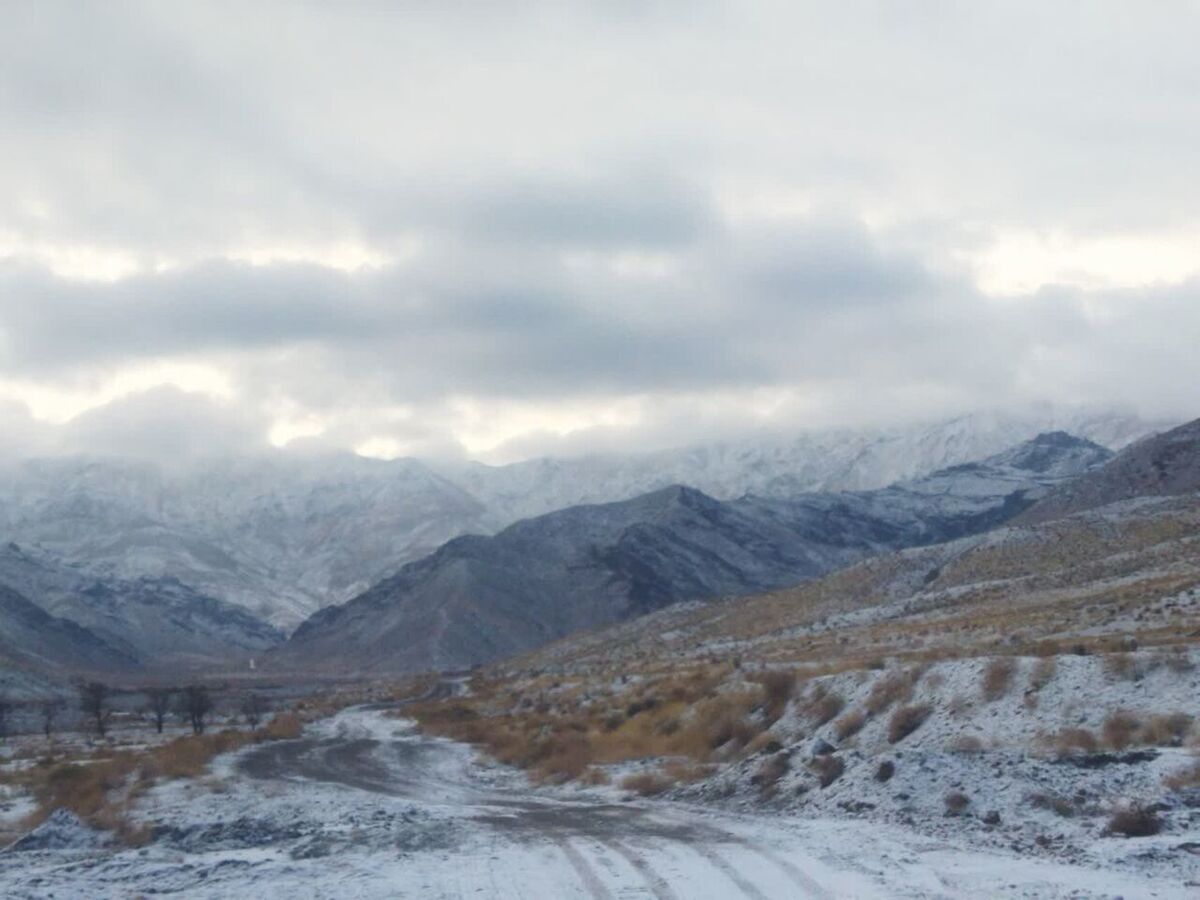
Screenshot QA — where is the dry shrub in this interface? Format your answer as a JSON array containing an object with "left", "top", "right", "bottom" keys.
[
  {"left": 948, "top": 734, "right": 984, "bottom": 754},
  {"left": 833, "top": 708, "right": 867, "bottom": 741},
  {"left": 1042, "top": 727, "right": 1098, "bottom": 758},
  {"left": 753, "top": 753, "right": 790, "bottom": 794},
  {"left": 1103, "top": 652, "right": 1141, "bottom": 681},
  {"left": 866, "top": 668, "right": 921, "bottom": 715},
  {"left": 981, "top": 657, "right": 1017, "bottom": 702},
  {"left": 809, "top": 754, "right": 844, "bottom": 788},
  {"left": 17, "top": 719, "right": 302, "bottom": 840},
  {"left": 1101, "top": 710, "right": 1140, "bottom": 751},
  {"left": 887, "top": 704, "right": 932, "bottom": 744},
  {"left": 1138, "top": 713, "right": 1193, "bottom": 747},
  {"left": 1029, "top": 792, "right": 1076, "bottom": 818},
  {"left": 943, "top": 791, "right": 970, "bottom": 816},
  {"left": 1105, "top": 804, "right": 1162, "bottom": 837},
  {"left": 752, "top": 669, "right": 798, "bottom": 722},
  {"left": 620, "top": 771, "right": 672, "bottom": 796},
  {"left": 1028, "top": 656, "right": 1057, "bottom": 692},
  {"left": 661, "top": 760, "right": 715, "bottom": 784},
  {"left": 1164, "top": 760, "right": 1200, "bottom": 792},
  {"left": 801, "top": 685, "right": 844, "bottom": 727},
  {"left": 262, "top": 712, "right": 303, "bottom": 740},
  {"left": 579, "top": 767, "right": 610, "bottom": 786}
]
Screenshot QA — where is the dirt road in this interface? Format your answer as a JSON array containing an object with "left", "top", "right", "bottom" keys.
[{"left": 236, "top": 709, "right": 846, "bottom": 899}]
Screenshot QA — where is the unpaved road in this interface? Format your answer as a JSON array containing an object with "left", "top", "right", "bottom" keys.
[
  {"left": 236, "top": 710, "right": 843, "bottom": 899},
  {"left": 3, "top": 706, "right": 1194, "bottom": 898}
]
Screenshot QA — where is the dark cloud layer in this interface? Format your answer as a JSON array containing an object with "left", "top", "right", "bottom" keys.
[{"left": 0, "top": 2, "right": 1197, "bottom": 460}]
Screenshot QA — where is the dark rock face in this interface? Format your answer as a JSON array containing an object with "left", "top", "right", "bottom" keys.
[
  {"left": 0, "top": 543, "right": 282, "bottom": 671},
  {"left": 283, "top": 434, "right": 1112, "bottom": 674},
  {"left": 0, "top": 584, "right": 138, "bottom": 674},
  {"left": 1016, "top": 418, "right": 1200, "bottom": 525}
]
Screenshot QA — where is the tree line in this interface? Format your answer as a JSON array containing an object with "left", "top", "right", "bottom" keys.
[{"left": 0, "top": 684, "right": 273, "bottom": 741}]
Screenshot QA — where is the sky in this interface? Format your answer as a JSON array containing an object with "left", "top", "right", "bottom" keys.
[{"left": 1, "top": 0, "right": 1197, "bottom": 464}]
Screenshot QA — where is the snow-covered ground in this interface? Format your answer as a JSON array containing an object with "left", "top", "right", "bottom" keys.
[{"left": 1, "top": 706, "right": 1195, "bottom": 898}]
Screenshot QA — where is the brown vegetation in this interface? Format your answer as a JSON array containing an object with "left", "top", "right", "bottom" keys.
[
  {"left": 809, "top": 754, "right": 844, "bottom": 788},
  {"left": 833, "top": 708, "right": 867, "bottom": 741},
  {"left": 887, "top": 704, "right": 932, "bottom": 744},
  {"left": 1105, "top": 804, "right": 1162, "bottom": 837},
  {"left": 981, "top": 657, "right": 1016, "bottom": 701}
]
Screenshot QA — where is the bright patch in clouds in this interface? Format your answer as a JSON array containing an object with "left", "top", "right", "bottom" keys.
[{"left": 971, "top": 229, "right": 1200, "bottom": 294}]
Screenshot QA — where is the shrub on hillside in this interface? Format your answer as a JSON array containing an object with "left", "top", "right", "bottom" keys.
[
  {"left": 1105, "top": 804, "right": 1162, "bottom": 837},
  {"left": 809, "top": 754, "right": 845, "bottom": 788},
  {"left": 833, "top": 708, "right": 867, "bottom": 741},
  {"left": 981, "top": 658, "right": 1017, "bottom": 701},
  {"left": 887, "top": 704, "right": 932, "bottom": 744}
]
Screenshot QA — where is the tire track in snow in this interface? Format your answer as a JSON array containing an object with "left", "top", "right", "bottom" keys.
[
  {"left": 691, "top": 845, "right": 771, "bottom": 900},
  {"left": 552, "top": 838, "right": 614, "bottom": 900},
  {"left": 604, "top": 839, "right": 681, "bottom": 900}
]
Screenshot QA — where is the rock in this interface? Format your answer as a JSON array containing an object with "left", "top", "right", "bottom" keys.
[
  {"left": 5, "top": 809, "right": 109, "bottom": 853},
  {"left": 983, "top": 811, "right": 1002, "bottom": 826},
  {"left": 874, "top": 760, "right": 896, "bottom": 782},
  {"left": 812, "top": 739, "right": 836, "bottom": 757}
]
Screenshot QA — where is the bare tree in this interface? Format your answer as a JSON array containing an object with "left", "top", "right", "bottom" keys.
[
  {"left": 40, "top": 697, "right": 64, "bottom": 739},
  {"left": 146, "top": 688, "right": 173, "bottom": 734},
  {"left": 180, "top": 685, "right": 213, "bottom": 735},
  {"left": 79, "top": 681, "right": 111, "bottom": 737},
  {"left": 240, "top": 693, "right": 269, "bottom": 730},
  {"left": 0, "top": 694, "right": 10, "bottom": 743}
]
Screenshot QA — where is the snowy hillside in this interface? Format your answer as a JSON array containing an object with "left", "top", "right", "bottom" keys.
[{"left": 0, "top": 410, "right": 1168, "bottom": 630}]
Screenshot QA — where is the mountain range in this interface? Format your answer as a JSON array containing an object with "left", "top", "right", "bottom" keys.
[
  {"left": 0, "top": 410, "right": 1164, "bottom": 632},
  {"left": 281, "top": 431, "right": 1113, "bottom": 673}
]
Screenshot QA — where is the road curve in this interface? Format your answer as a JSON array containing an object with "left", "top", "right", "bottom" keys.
[{"left": 236, "top": 707, "right": 846, "bottom": 899}]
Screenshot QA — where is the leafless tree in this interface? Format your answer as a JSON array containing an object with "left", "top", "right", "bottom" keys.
[
  {"left": 240, "top": 693, "right": 269, "bottom": 730},
  {"left": 40, "top": 697, "right": 64, "bottom": 739},
  {"left": 146, "top": 688, "right": 173, "bottom": 734},
  {"left": 79, "top": 681, "right": 111, "bottom": 737},
  {"left": 0, "top": 695, "right": 10, "bottom": 743},
  {"left": 180, "top": 685, "right": 213, "bottom": 735}
]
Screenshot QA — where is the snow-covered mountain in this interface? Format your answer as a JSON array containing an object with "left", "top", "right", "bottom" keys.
[
  {"left": 436, "top": 410, "right": 1166, "bottom": 523},
  {"left": 281, "top": 432, "right": 1114, "bottom": 673},
  {"left": 0, "top": 410, "right": 1170, "bottom": 631}
]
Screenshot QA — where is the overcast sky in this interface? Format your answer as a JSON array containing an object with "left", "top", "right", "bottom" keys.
[{"left": 1, "top": 1, "right": 1197, "bottom": 463}]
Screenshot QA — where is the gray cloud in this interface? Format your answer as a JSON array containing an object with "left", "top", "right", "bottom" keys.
[{"left": 0, "top": 2, "right": 1196, "bottom": 461}]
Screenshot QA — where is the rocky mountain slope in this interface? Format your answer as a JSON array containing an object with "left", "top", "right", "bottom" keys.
[
  {"left": 281, "top": 433, "right": 1113, "bottom": 673},
  {"left": 0, "top": 411, "right": 1163, "bottom": 631},
  {"left": 0, "top": 582, "right": 138, "bottom": 676},
  {"left": 1016, "top": 416, "right": 1200, "bottom": 525},
  {"left": 0, "top": 543, "right": 281, "bottom": 672}
]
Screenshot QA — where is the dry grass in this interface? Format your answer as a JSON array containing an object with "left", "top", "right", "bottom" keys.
[
  {"left": 800, "top": 684, "right": 844, "bottom": 727},
  {"left": 14, "top": 710, "right": 306, "bottom": 841},
  {"left": 833, "top": 708, "right": 867, "bottom": 741},
  {"left": 948, "top": 734, "right": 984, "bottom": 754},
  {"left": 809, "top": 754, "right": 844, "bottom": 788},
  {"left": 1040, "top": 726, "right": 1098, "bottom": 758},
  {"left": 1028, "top": 656, "right": 1057, "bottom": 692},
  {"left": 1105, "top": 804, "right": 1162, "bottom": 837},
  {"left": 620, "top": 771, "right": 673, "bottom": 796},
  {"left": 1164, "top": 759, "right": 1200, "bottom": 792},
  {"left": 981, "top": 658, "right": 1017, "bottom": 701},
  {"left": 1138, "top": 712, "right": 1193, "bottom": 747},
  {"left": 1029, "top": 792, "right": 1076, "bottom": 818},
  {"left": 1103, "top": 652, "right": 1142, "bottom": 681},
  {"left": 865, "top": 668, "right": 921, "bottom": 715},
  {"left": 751, "top": 669, "right": 798, "bottom": 723},
  {"left": 887, "top": 704, "right": 932, "bottom": 744},
  {"left": 1101, "top": 710, "right": 1140, "bottom": 751},
  {"left": 753, "top": 753, "right": 790, "bottom": 795}
]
